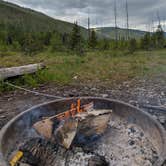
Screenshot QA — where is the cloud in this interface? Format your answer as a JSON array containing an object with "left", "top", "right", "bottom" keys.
[{"left": 5, "top": 0, "right": 166, "bottom": 31}]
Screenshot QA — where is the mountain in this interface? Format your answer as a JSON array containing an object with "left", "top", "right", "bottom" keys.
[
  {"left": 0, "top": 0, "right": 165, "bottom": 41},
  {"left": 94, "top": 27, "right": 147, "bottom": 39},
  {"left": 0, "top": 0, "right": 88, "bottom": 37},
  {"left": 94, "top": 27, "right": 166, "bottom": 39}
]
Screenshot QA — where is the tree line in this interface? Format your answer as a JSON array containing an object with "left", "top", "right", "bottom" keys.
[{"left": 0, "top": 21, "right": 165, "bottom": 55}]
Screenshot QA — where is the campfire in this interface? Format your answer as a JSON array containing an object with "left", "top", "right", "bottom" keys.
[
  {"left": 0, "top": 98, "right": 165, "bottom": 166},
  {"left": 10, "top": 99, "right": 112, "bottom": 166}
]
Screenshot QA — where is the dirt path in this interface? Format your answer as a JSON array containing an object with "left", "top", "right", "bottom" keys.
[{"left": 0, "top": 75, "right": 165, "bottom": 130}]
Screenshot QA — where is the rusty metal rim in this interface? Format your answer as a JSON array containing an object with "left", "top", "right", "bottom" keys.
[{"left": 0, "top": 97, "right": 165, "bottom": 166}]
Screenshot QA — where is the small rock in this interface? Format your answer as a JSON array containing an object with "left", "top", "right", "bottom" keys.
[
  {"left": 152, "top": 115, "right": 158, "bottom": 120},
  {"left": 101, "top": 94, "right": 109, "bottom": 98},
  {"left": 129, "top": 126, "right": 136, "bottom": 133},
  {"left": 140, "top": 149, "right": 145, "bottom": 154},
  {"left": 158, "top": 116, "right": 165, "bottom": 124},
  {"left": 0, "top": 115, "right": 6, "bottom": 119},
  {"left": 88, "top": 155, "right": 109, "bottom": 166},
  {"left": 128, "top": 140, "right": 135, "bottom": 146},
  {"left": 161, "top": 92, "right": 165, "bottom": 96},
  {"left": 84, "top": 87, "right": 89, "bottom": 90},
  {"left": 91, "top": 88, "right": 97, "bottom": 91},
  {"left": 73, "top": 76, "right": 78, "bottom": 80},
  {"left": 140, "top": 132, "right": 144, "bottom": 137}
]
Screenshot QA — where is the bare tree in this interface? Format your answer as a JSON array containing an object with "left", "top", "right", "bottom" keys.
[
  {"left": 88, "top": 9, "right": 91, "bottom": 41},
  {"left": 114, "top": 0, "right": 118, "bottom": 46},
  {"left": 157, "top": 11, "right": 161, "bottom": 27},
  {"left": 125, "top": 0, "right": 129, "bottom": 40}
]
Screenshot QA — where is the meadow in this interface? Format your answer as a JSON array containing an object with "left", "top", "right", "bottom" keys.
[{"left": 0, "top": 49, "right": 165, "bottom": 92}]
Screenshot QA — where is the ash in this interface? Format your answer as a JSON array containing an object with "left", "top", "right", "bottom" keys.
[
  {"left": 16, "top": 111, "right": 158, "bottom": 166},
  {"left": 91, "top": 114, "right": 159, "bottom": 166}
]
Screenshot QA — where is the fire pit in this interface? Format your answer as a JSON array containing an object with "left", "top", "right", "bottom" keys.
[{"left": 0, "top": 98, "right": 165, "bottom": 166}]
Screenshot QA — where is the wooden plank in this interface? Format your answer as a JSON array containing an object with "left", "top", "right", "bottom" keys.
[{"left": 0, "top": 63, "right": 45, "bottom": 80}]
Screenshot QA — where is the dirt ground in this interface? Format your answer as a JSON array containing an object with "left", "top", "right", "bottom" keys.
[{"left": 0, "top": 75, "right": 166, "bottom": 130}]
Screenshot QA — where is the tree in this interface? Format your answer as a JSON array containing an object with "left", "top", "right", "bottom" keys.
[
  {"left": 155, "top": 25, "right": 165, "bottom": 48},
  {"left": 43, "top": 31, "right": 52, "bottom": 46},
  {"left": 70, "top": 22, "right": 81, "bottom": 50},
  {"left": 70, "top": 22, "right": 84, "bottom": 55},
  {"left": 128, "top": 38, "right": 137, "bottom": 53},
  {"left": 140, "top": 32, "right": 151, "bottom": 50},
  {"left": 89, "top": 30, "right": 97, "bottom": 48}
]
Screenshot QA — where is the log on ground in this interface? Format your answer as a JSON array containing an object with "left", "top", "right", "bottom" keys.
[{"left": 0, "top": 63, "right": 45, "bottom": 80}]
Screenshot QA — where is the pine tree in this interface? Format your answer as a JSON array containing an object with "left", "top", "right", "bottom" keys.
[
  {"left": 140, "top": 32, "right": 151, "bottom": 50},
  {"left": 155, "top": 25, "right": 165, "bottom": 48},
  {"left": 70, "top": 22, "right": 81, "bottom": 50},
  {"left": 89, "top": 30, "right": 97, "bottom": 49}
]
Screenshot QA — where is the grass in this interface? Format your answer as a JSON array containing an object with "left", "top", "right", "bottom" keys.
[{"left": 0, "top": 49, "right": 166, "bottom": 92}]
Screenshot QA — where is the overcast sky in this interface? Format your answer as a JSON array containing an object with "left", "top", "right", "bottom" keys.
[{"left": 5, "top": 0, "right": 166, "bottom": 31}]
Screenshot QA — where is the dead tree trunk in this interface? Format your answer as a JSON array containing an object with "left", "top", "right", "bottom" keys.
[{"left": 0, "top": 63, "right": 45, "bottom": 80}]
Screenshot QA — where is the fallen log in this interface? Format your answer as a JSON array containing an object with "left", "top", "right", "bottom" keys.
[{"left": 0, "top": 63, "right": 45, "bottom": 80}]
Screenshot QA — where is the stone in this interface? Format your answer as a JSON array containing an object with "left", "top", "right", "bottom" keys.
[
  {"left": 128, "top": 140, "right": 135, "bottom": 146},
  {"left": 88, "top": 155, "right": 109, "bottom": 166},
  {"left": 0, "top": 115, "right": 6, "bottom": 119},
  {"left": 91, "top": 88, "right": 97, "bottom": 91},
  {"left": 140, "top": 132, "right": 144, "bottom": 137},
  {"left": 101, "top": 94, "right": 109, "bottom": 98},
  {"left": 129, "top": 126, "right": 136, "bottom": 133},
  {"left": 158, "top": 116, "right": 165, "bottom": 124}
]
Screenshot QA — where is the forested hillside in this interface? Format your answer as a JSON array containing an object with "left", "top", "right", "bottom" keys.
[
  {"left": 0, "top": 0, "right": 87, "bottom": 34},
  {"left": 94, "top": 27, "right": 147, "bottom": 39}
]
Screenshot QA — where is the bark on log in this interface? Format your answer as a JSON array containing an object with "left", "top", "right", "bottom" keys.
[{"left": 0, "top": 63, "right": 45, "bottom": 80}]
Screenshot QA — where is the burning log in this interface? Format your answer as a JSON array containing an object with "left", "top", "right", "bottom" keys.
[
  {"left": 53, "top": 119, "right": 78, "bottom": 149},
  {"left": 0, "top": 63, "right": 45, "bottom": 80},
  {"left": 33, "top": 100, "right": 112, "bottom": 149},
  {"left": 33, "top": 100, "right": 94, "bottom": 139},
  {"left": 53, "top": 109, "right": 112, "bottom": 148},
  {"left": 76, "top": 110, "right": 112, "bottom": 142}
]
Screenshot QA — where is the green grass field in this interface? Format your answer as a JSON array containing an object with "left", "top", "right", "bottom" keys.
[{"left": 0, "top": 49, "right": 166, "bottom": 91}]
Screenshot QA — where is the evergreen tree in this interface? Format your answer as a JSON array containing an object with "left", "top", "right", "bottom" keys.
[
  {"left": 155, "top": 25, "right": 165, "bottom": 48},
  {"left": 140, "top": 32, "right": 151, "bottom": 50},
  {"left": 43, "top": 31, "right": 52, "bottom": 46},
  {"left": 89, "top": 30, "right": 97, "bottom": 49},
  {"left": 150, "top": 33, "right": 156, "bottom": 49},
  {"left": 70, "top": 22, "right": 84, "bottom": 55},
  {"left": 70, "top": 22, "right": 81, "bottom": 49}
]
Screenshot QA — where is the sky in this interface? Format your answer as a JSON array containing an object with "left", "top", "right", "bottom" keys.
[{"left": 5, "top": 0, "right": 166, "bottom": 31}]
